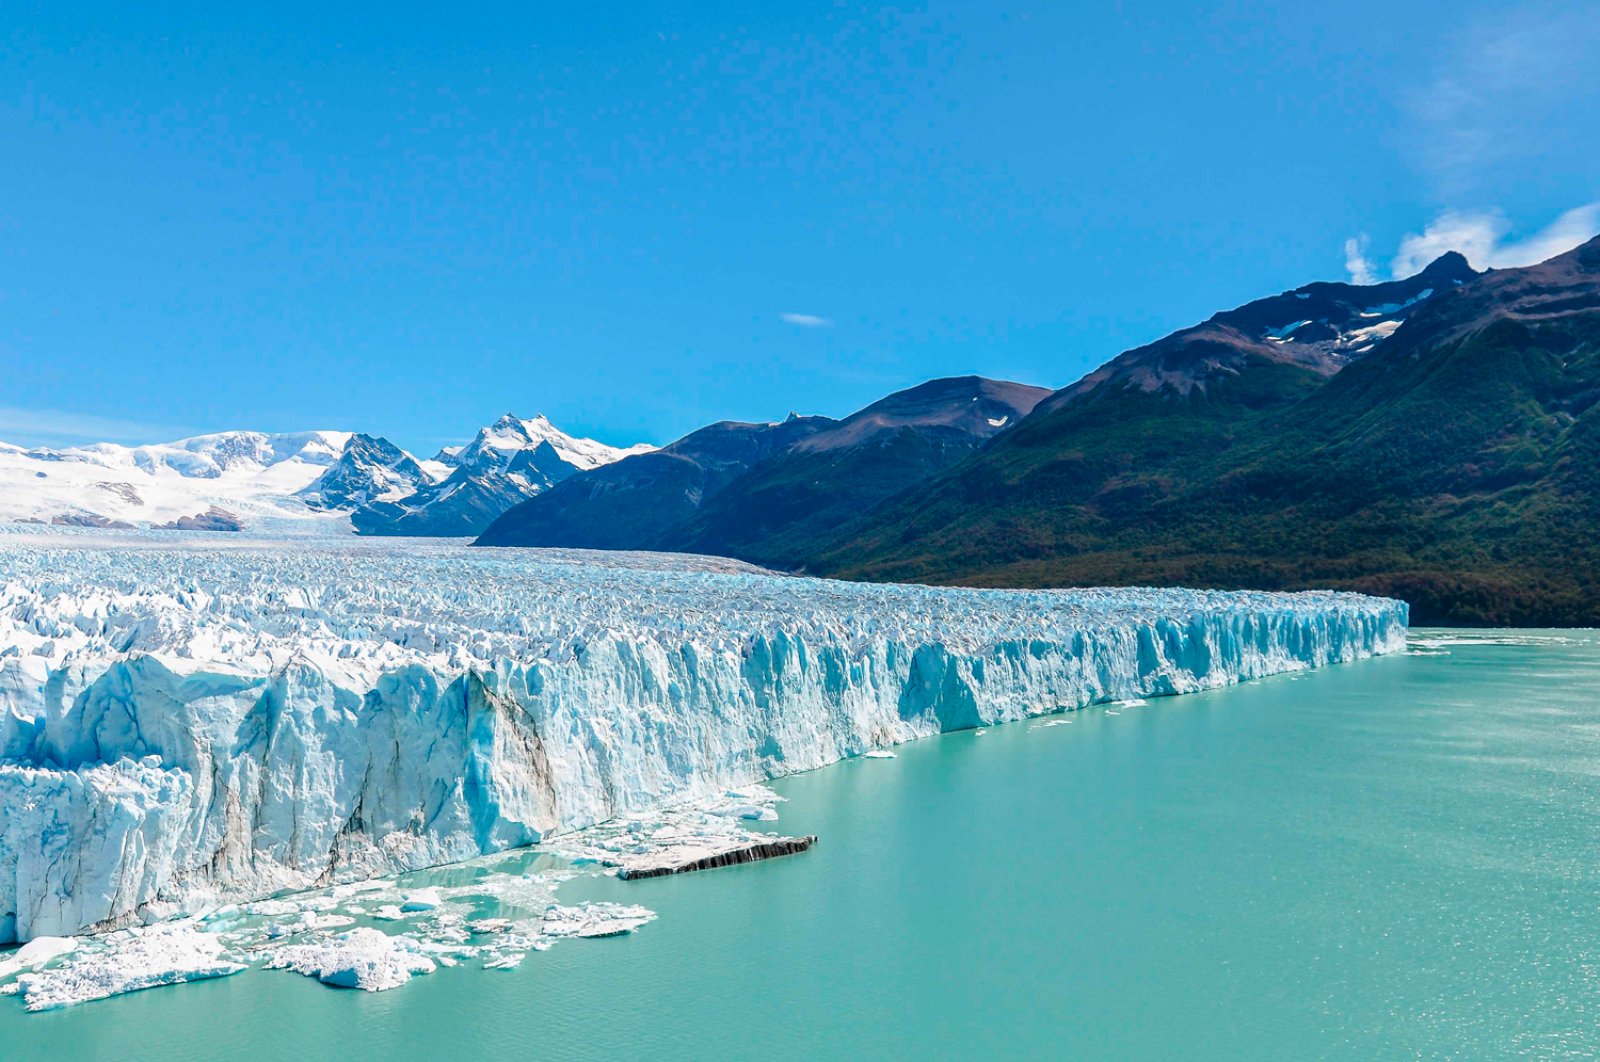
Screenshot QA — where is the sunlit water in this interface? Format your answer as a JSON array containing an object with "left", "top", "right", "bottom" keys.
[{"left": 5, "top": 630, "right": 1598, "bottom": 1059}]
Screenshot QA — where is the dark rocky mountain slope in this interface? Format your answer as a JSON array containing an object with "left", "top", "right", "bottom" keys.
[
  {"left": 475, "top": 377, "right": 1049, "bottom": 559},
  {"left": 812, "top": 239, "right": 1600, "bottom": 626}
]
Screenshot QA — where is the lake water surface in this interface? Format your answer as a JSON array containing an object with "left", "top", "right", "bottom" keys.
[{"left": 5, "top": 630, "right": 1598, "bottom": 1059}]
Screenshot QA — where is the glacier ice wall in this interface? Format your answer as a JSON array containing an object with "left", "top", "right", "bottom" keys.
[{"left": 0, "top": 535, "right": 1407, "bottom": 942}]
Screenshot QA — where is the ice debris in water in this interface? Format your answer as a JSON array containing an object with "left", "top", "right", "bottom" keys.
[
  {"left": 862, "top": 750, "right": 896, "bottom": 759},
  {"left": 0, "top": 937, "right": 76, "bottom": 982},
  {"left": 266, "top": 928, "right": 437, "bottom": 992},
  {"left": 545, "top": 785, "right": 810, "bottom": 879},
  {"left": 0, "top": 535, "right": 1406, "bottom": 943},
  {"left": 399, "top": 888, "right": 443, "bottom": 913},
  {"left": 6, "top": 925, "right": 244, "bottom": 1011},
  {"left": 0, "top": 783, "right": 791, "bottom": 1010},
  {"left": 541, "top": 904, "right": 657, "bottom": 939}
]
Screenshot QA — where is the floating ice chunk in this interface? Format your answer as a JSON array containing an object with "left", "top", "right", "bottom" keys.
[
  {"left": 331, "top": 879, "right": 392, "bottom": 899},
  {"left": 728, "top": 805, "right": 779, "bottom": 821},
  {"left": 399, "top": 888, "right": 443, "bottom": 913},
  {"left": 9, "top": 926, "right": 243, "bottom": 1011},
  {"left": 484, "top": 954, "right": 524, "bottom": 970},
  {"left": 1112, "top": 698, "right": 1148, "bottom": 708},
  {"left": 267, "top": 928, "right": 436, "bottom": 992},
  {"left": 862, "top": 750, "right": 896, "bottom": 759},
  {"left": 467, "top": 918, "right": 514, "bottom": 935},
  {"left": 371, "top": 905, "right": 406, "bottom": 921},
  {"left": 0, "top": 936, "right": 76, "bottom": 982},
  {"left": 265, "top": 912, "right": 356, "bottom": 940},
  {"left": 541, "top": 903, "right": 656, "bottom": 939}
]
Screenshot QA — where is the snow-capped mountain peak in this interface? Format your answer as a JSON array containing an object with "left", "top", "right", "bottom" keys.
[
  {"left": 298, "top": 434, "right": 436, "bottom": 511},
  {"left": 353, "top": 415, "right": 655, "bottom": 537},
  {"left": 0, "top": 416, "right": 654, "bottom": 538},
  {"left": 446, "top": 413, "right": 653, "bottom": 474}
]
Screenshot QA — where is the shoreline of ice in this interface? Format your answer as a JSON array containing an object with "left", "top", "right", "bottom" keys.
[{"left": 0, "top": 536, "right": 1406, "bottom": 947}]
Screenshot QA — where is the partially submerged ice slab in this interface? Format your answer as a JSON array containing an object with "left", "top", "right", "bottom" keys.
[
  {"left": 266, "top": 928, "right": 436, "bottom": 991},
  {"left": 547, "top": 785, "right": 817, "bottom": 880},
  {"left": 3, "top": 925, "right": 244, "bottom": 1012},
  {"left": 0, "top": 536, "right": 1407, "bottom": 942},
  {"left": 541, "top": 903, "right": 657, "bottom": 938},
  {"left": 615, "top": 836, "right": 817, "bottom": 880}
]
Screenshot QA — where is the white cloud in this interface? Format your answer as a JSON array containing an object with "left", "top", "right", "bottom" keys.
[
  {"left": 1390, "top": 202, "right": 1600, "bottom": 278},
  {"left": 1343, "top": 235, "right": 1377, "bottom": 285},
  {"left": 0, "top": 406, "right": 183, "bottom": 446},
  {"left": 1404, "top": 2, "right": 1600, "bottom": 195},
  {"left": 778, "top": 312, "right": 832, "bottom": 328}
]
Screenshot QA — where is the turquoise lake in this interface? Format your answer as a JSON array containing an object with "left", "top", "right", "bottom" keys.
[{"left": 4, "top": 630, "right": 1599, "bottom": 1059}]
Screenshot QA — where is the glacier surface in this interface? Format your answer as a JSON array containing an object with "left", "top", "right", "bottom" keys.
[{"left": 0, "top": 532, "right": 1406, "bottom": 944}]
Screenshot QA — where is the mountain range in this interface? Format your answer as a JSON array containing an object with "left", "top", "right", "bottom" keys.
[
  {"left": 475, "top": 236, "right": 1600, "bottom": 625},
  {"left": 803, "top": 238, "right": 1600, "bottom": 625},
  {"left": 349, "top": 414, "right": 653, "bottom": 537},
  {"left": 475, "top": 376, "right": 1051, "bottom": 563},
  {"left": 0, "top": 416, "right": 651, "bottom": 537},
  {"left": 7, "top": 234, "right": 1597, "bottom": 624}
]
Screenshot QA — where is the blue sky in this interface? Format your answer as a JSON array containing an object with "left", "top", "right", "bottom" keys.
[{"left": 3, "top": 1, "right": 1597, "bottom": 453}]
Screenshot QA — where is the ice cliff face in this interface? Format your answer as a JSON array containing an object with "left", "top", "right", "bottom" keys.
[{"left": 0, "top": 534, "right": 1407, "bottom": 943}]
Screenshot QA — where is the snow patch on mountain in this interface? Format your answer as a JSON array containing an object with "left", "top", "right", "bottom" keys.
[
  {"left": 352, "top": 415, "right": 654, "bottom": 537},
  {"left": 0, "top": 431, "right": 362, "bottom": 536},
  {"left": 0, "top": 417, "right": 651, "bottom": 538},
  {"left": 437, "top": 414, "right": 653, "bottom": 473}
]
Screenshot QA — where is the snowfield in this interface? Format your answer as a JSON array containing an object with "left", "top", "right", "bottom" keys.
[
  {"left": 0, "top": 417, "right": 653, "bottom": 537},
  {"left": 0, "top": 532, "right": 1407, "bottom": 944},
  {"left": 0, "top": 431, "right": 361, "bottom": 536}
]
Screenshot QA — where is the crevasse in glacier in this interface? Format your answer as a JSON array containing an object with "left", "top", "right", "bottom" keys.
[{"left": 0, "top": 533, "right": 1407, "bottom": 943}]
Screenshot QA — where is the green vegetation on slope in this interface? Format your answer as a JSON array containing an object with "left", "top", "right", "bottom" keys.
[{"left": 809, "top": 245, "right": 1600, "bottom": 626}]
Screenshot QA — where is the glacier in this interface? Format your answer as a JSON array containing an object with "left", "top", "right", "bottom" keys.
[{"left": 0, "top": 531, "right": 1407, "bottom": 945}]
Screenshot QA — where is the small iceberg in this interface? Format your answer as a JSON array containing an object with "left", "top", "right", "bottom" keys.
[
  {"left": 399, "top": 888, "right": 443, "bottom": 913},
  {"left": 0, "top": 936, "right": 76, "bottom": 982},
  {"left": 267, "top": 928, "right": 436, "bottom": 992},
  {"left": 483, "top": 954, "right": 524, "bottom": 971},
  {"left": 7, "top": 926, "right": 243, "bottom": 1011},
  {"left": 541, "top": 903, "right": 656, "bottom": 939}
]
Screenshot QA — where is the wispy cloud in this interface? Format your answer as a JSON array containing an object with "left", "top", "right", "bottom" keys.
[
  {"left": 1404, "top": 2, "right": 1600, "bottom": 195},
  {"left": 0, "top": 407, "right": 183, "bottom": 447},
  {"left": 1343, "top": 235, "right": 1378, "bottom": 285},
  {"left": 1389, "top": 203, "right": 1600, "bottom": 278},
  {"left": 779, "top": 312, "right": 832, "bottom": 328}
]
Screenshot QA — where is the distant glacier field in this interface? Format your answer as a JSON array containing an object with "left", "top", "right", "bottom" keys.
[{"left": 0, "top": 532, "right": 1406, "bottom": 946}]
